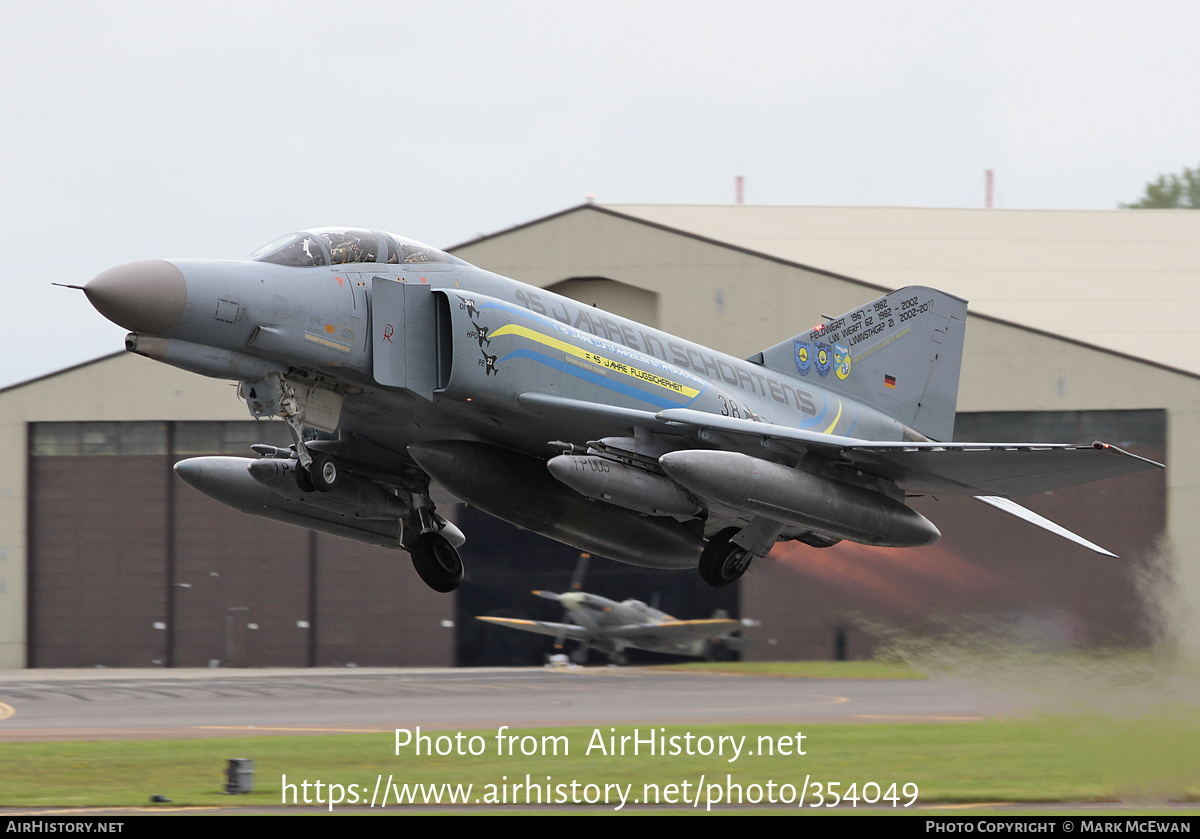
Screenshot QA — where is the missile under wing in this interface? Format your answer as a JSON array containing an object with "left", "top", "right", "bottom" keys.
[{"left": 82, "top": 227, "right": 1163, "bottom": 592}]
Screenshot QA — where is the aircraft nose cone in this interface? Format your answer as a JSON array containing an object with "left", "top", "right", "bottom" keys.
[
  {"left": 557, "top": 593, "right": 585, "bottom": 609},
  {"left": 85, "top": 259, "right": 187, "bottom": 335}
]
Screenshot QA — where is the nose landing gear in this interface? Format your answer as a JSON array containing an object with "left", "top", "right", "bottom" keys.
[
  {"left": 272, "top": 423, "right": 467, "bottom": 593},
  {"left": 292, "top": 451, "right": 339, "bottom": 493},
  {"left": 309, "top": 453, "right": 339, "bottom": 492}
]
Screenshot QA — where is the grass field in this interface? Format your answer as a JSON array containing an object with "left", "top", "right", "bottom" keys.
[{"left": 1, "top": 714, "right": 1197, "bottom": 810}]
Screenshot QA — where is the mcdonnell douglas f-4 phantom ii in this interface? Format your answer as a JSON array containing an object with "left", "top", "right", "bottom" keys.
[{"left": 82, "top": 227, "right": 1163, "bottom": 593}]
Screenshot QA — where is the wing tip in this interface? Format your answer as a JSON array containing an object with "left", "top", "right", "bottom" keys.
[{"left": 1092, "top": 440, "right": 1165, "bottom": 470}]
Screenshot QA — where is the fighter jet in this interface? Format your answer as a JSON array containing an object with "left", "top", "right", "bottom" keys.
[{"left": 82, "top": 227, "right": 1163, "bottom": 593}]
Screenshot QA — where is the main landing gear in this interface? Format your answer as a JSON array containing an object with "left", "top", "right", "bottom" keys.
[
  {"left": 698, "top": 526, "right": 756, "bottom": 587},
  {"left": 404, "top": 496, "right": 465, "bottom": 593},
  {"left": 409, "top": 531, "right": 464, "bottom": 593}
]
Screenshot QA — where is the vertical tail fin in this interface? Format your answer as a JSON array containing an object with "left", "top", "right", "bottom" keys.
[{"left": 755, "top": 286, "right": 968, "bottom": 441}]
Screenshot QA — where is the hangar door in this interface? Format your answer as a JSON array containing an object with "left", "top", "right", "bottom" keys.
[{"left": 27, "top": 421, "right": 453, "bottom": 668}]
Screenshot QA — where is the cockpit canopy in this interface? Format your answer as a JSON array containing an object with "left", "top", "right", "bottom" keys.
[
  {"left": 246, "top": 227, "right": 465, "bottom": 267},
  {"left": 622, "top": 599, "right": 659, "bottom": 616}
]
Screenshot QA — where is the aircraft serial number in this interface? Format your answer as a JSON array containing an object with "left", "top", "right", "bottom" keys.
[{"left": 717, "top": 394, "right": 762, "bottom": 422}]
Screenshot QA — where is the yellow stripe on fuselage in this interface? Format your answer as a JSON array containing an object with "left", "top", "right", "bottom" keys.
[
  {"left": 304, "top": 332, "right": 352, "bottom": 353},
  {"left": 823, "top": 397, "right": 843, "bottom": 434},
  {"left": 491, "top": 324, "right": 701, "bottom": 399}
]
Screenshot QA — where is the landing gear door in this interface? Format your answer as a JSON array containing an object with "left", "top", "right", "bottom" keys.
[{"left": 370, "top": 278, "right": 440, "bottom": 400}]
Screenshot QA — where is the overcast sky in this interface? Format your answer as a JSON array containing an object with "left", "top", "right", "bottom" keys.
[{"left": 4, "top": 0, "right": 1198, "bottom": 388}]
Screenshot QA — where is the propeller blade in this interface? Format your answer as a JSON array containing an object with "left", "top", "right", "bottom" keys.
[{"left": 569, "top": 554, "right": 590, "bottom": 591}]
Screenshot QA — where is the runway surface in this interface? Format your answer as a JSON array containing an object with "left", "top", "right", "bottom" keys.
[{"left": 0, "top": 667, "right": 1000, "bottom": 741}]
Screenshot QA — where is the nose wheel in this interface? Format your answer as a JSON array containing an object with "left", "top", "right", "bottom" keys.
[
  {"left": 292, "top": 452, "right": 340, "bottom": 493},
  {"left": 699, "top": 526, "right": 756, "bottom": 587},
  {"left": 309, "top": 453, "right": 339, "bottom": 492},
  {"left": 409, "top": 532, "right": 465, "bottom": 592}
]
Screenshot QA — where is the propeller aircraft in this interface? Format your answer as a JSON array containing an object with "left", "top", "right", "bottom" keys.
[{"left": 477, "top": 558, "right": 744, "bottom": 664}]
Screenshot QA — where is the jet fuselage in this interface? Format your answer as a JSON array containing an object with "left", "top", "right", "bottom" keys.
[{"left": 93, "top": 254, "right": 907, "bottom": 459}]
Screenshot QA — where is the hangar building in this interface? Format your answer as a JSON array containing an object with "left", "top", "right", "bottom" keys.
[{"left": 0, "top": 204, "right": 1193, "bottom": 669}]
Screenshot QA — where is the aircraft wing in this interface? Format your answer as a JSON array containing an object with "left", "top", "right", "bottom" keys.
[
  {"left": 520, "top": 395, "right": 1162, "bottom": 497},
  {"left": 837, "top": 444, "right": 1161, "bottom": 496},
  {"left": 603, "top": 618, "right": 743, "bottom": 644},
  {"left": 654, "top": 408, "right": 1163, "bottom": 556},
  {"left": 518, "top": 394, "right": 1162, "bottom": 556},
  {"left": 655, "top": 408, "right": 1162, "bottom": 497},
  {"left": 476, "top": 616, "right": 589, "bottom": 641}
]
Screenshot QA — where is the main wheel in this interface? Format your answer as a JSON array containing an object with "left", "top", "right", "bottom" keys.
[
  {"left": 698, "top": 526, "right": 755, "bottom": 587},
  {"left": 310, "top": 453, "right": 339, "bottom": 493},
  {"left": 410, "top": 532, "right": 465, "bottom": 592}
]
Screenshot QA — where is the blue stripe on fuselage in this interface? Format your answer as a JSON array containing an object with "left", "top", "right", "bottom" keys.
[
  {"left": 497, "top": 348, "right": 684, "bottom": 410},
  {"left": 479, "top": 300, "right": 707, "bottom": 389}
]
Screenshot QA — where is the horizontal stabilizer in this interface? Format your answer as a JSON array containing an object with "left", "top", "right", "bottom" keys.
[{"left": 974, "top": 495, "right": 1117, "bottom": 557}]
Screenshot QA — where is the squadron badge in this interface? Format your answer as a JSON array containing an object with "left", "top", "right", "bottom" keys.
[
  {"left": 834, "top": 343, "right": 851, "bottom": 380},
  {"left": 815, "top": 342, "right": 832, "bottom": 378},
  {"left": 794, "top": 339, "right": 812, "bottom": 376}
]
